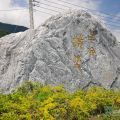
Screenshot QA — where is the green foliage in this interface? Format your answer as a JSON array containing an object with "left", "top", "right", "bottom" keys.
[
  {"left": 0, "top": 29, "right": 10, "bottom": 38},
  {"left": 0, "top": 81, "right": 120, "bottom": 120},
  {"left": 0, "top": 22, "right": 28, "bottom": 38}
]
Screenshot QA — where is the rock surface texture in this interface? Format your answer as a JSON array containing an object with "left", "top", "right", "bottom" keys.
[{"left": 0, "top": 10, "right": 120, "bottom": 93}]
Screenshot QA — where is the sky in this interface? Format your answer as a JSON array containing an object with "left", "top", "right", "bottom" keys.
[{"left": 0, "top": 0, "right": 120, "bottom": 41}]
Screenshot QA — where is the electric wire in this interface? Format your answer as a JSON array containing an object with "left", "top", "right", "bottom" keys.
[
  {"left": 34, "top": 4, "right": 120, "bottom": 28},
  {"left": 36, "top": 2, "right": 65, "bottom": 11},
  {"left": 34, "top": 4, "right": 61, "bottom": 13},
  {"left": 34, "top": 9, "right": 54, "bottom": 15},
  {"left": 57, "top": 0, "right": 120, "bottom": 20},
  {"left": 0, "top": 1, "right": 120, "bottom": 29},
  {"left": 41, "top": 0, "right": 120, "bottom": 22},
  {"left": 35, "top": 1, "right": 120, "bottom": 26}
]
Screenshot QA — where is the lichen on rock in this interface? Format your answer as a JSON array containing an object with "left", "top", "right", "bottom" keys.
[{"left": 0, "top": 10, "right": 120, "bottom": 93}]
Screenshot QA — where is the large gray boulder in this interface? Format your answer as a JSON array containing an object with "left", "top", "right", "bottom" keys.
[{"left": 0, "top": 10, "right": 120, "bottom": 93}]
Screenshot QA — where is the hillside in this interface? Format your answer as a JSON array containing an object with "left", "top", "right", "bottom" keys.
[
  {"left": 0, "top": 22, "right": 28, "bottom": 38},
  {"left": 0, "top": 29, "right": 10, "bottom": 38}
]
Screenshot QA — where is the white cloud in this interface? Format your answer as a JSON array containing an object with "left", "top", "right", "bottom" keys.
[
  {"left": 0, "top": 0, "right": 11, "bottom": 9},
  {"left": 0, "top": 0, "right": 29, "bottom": 27},
  {"left": 0, "top": 0, "right": 101, "bottom": 28},
  {"left": 0, "top": 0, "right": 120, "bottom": 41},
  {"left": 34, "top": 0, "right": 102, "bottom": 28},
  {"left": 0, "top": 0, "right": 119, "bottom": 41}
]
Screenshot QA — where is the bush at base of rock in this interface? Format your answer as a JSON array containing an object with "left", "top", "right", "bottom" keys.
[{"left": 0, "top": 81, "right": 120, "bottom": 120}]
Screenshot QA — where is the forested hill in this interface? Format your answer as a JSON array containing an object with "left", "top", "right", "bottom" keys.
[{"left": 0, "top": 22, "right": 28, "bottom": 38}]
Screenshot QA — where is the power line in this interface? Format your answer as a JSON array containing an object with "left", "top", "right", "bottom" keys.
[
  {"left": 33, "top": 0, "right": 40, "bottom": 4},
  {"left": 0, "top": 1, "right": 120, "bottom": 29},
  {"left": 98, "top": 20, "right": 120, "bottom": 28},
  {"left": 34, "top": 9, "right": 54, "bottom": 15},
  {"left": 92, "top": 13, "right": 120, "bottom": 25},
  {"left": 37, "top": 2, "right": 65, "bottom": 11},
  {"left": 1, "top": 6, "right": 119, "bottom": 26},
  {"left": 37, "top": 0, "right": 120, "bottom": 28},
  {"left": 34, "top": 4, "right": 61, "bottom": 13},
  {"left": 34, "top": 8, "right": 119, "bottom": 29},
  {"left": 35, "top": 1, "right": 120, "bottom": 25},
  {"left": 34, "top": 3, "right": 120, "bottom": 27},
  {"left": 43, "top": 0, "right": 71, "bottom": 9},
  {"left": 37, "top": 0, "right": 120, "bottom": 26},
  {"left": 42, "top": 0, "right": 120, "bottom": 23},
  {"left": 86, "top": 10, "right": 120, "bottom": 23},
  {"left": 34, "top": 9, "right": 120, "bottom": 28},
  {"left": 57, "top": 0, "right": 120, "bottom": 20}
]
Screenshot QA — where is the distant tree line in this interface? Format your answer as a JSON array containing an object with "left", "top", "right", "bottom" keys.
[
  {"left": 0, "top": 22, "right": 28, "bottom": 38},
  {"left": 0, "top": 29, "right": 10, "bottom": 38}
]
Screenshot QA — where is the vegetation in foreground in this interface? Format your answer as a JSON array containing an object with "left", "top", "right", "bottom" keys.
[{"left": 0, "top": 81, "right": 120, "bottom": 120}]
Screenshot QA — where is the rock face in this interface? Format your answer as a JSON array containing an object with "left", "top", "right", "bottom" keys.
[{"left": 0, "top": 10, "right": 120, "bottom": 93}]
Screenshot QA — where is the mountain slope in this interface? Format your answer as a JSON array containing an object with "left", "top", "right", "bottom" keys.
[
  {"left": 0, "top": 22, "right": 28, "bottom": 38},
  {"left": 0, "top": 10, "right": 120, "bottom": 93},
  {"left": 0, "top": 29, "right": 10, "bottom": 38}
]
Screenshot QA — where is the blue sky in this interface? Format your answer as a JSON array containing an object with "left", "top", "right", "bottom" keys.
[
  {"left": 98, "top": 0, "right": 120, "bottom": 28},
  {"left": 100, "top": 0, "right": 120, "bottom": 32},
  {"left": 8, "top": 0, "right": 120, "bottom": 40},
  {"left": 12, "top": 0, "right": 120, "bottom": 21},
  {"left": 0, "top": 0, "right": 119, "bottom": 40},
  {"left": 37, "top": 0, "right": 119, "bottom": 25},
  {"left": 12, "top": 0, "right": 120, "bottom": 15},
  {"left": 100, "top": 0, "right": 120, "bottom": 14},
  {"left": 12, "top": 0, "right": 28, "bottom": 7},
  {"left": 11, "top": 0, "right": 120, "bottom": 15}
]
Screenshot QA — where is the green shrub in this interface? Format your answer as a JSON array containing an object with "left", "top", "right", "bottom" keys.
[{"left": 0, "top": 81, "right": 120, "bottom": 120}]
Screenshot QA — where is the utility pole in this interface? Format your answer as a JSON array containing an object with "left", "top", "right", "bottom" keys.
[{"left": 29, "top": 0, "right": 34, "bottom": 29}]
